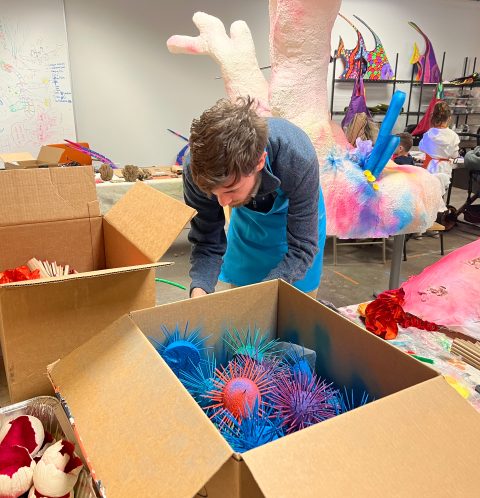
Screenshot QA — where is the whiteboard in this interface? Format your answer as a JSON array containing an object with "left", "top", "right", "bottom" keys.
[{"left": 0, "top": 0, "right": 76, "bottom": 157}]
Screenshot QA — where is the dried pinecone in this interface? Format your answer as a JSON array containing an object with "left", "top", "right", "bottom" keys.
[
  {"left": 99, "top": 163, "right": 114, "bottom": 181},
  {"left": 122, "top": 164, "right": 140, "bottom": 182}
]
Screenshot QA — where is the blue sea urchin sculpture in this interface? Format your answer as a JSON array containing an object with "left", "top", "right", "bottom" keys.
[
  {"left": 223, "top": 326, "right": 278, "bottom": 362},
  {"left": 271, "top": 372, "right": 337, "bottom": 434},
  {"left": 333, "top": 387, "right": 372, "bottom": 415},
  {"left": 149, "top": 323, "right": 210, "bottom": 376},
  {"left": 218, "top": 400, "right": 284, "bottom": 452},
  {"left": 179, "top": 353, "right": 217, "bottom": 409}
]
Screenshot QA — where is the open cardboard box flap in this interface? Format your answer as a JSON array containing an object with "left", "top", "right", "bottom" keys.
[
  {"left": 242, "top": 375, "right": 480, "bottom": 497},
  {"left": 48, "top": 315, "right": 233, "bottom": 498},
  {"left": 0, "top": 262, "right": 171, "bottom": 289},
  {"left": 0, "top": 166, "right": 99, "bottom": 227},
  {"left": 36, "top": 145, "right": 65, "bottom": 164},
  {"left": 104, "top": 181, "right": 196, "bottom": 263}
]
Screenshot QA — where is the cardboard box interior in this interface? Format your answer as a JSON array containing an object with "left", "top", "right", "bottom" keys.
[
  {"left": 48, "top": 280, "right": 480, "bottom": 498},
  {"left": 0, "top": 166, "right": 196, "bottom": 402}
]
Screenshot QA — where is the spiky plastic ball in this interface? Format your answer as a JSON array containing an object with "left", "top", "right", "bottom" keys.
[
  {"left": 333, "top": 387, "right": 372, "bottom": 415},
  {"left": 205, "top": 356, "right": 274, "bottom": 424},
  {"left": 179, "top": 354, "right": 217, "bottom": 409},
  {"left": 271, "top": 372, "right": 337, "bottom": 434},
  {"left": 218, "top": 400, "right": 284, "bottom": 453},
  {"left": 149, "top": 323, "right": 209, "bottom": 376},
  {"left": 223, "top": 326, "right": 278, "bottom": 362}
]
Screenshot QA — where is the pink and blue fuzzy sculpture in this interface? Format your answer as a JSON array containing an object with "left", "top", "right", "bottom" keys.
[{"left": 149, "top": 323, "right": 210, "bottom": 376}]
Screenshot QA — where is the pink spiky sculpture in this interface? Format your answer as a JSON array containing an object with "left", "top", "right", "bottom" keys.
[
  {"left": 204, "top": 356, "right": 274, "bottom": 424},
  {"left": 167, "top": 1, "right": 444, "bottom": 238}
]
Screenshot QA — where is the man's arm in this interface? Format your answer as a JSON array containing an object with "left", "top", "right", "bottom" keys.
[
  {"left": 264, "top": 156, "right": 322, "bottom": 284},
  {"left": 183, "top": 165, "right": 226, "bottom": 294}
]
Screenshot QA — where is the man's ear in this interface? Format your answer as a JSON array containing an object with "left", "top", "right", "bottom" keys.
[{"left": 256, "top": 151, "right": 267, "bottom": 172}]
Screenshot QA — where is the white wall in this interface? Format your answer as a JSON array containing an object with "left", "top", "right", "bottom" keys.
[{"left": 63, "top": 0, "right": 480, "bottom": 165}]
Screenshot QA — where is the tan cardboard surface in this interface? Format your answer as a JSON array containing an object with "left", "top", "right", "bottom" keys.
[
  {"left": 36, "top": 146, "right": 64, "bottom": 164},
  {"left": 277, "top": 281, "right": 437, "bottom": 398},
  {"left": 0, "top": 268, "right": 157, "bottom": 402},
  {"left": 242, "top": 376, "right": 480, "bottom": 497},
  {"left": 104, "top": 181, "right": 195, "bottom": 262},
  {"left": 48, "top": 316, "right": 233, "bottom": 497},
  {"left": 103, "top": 219, "right": 151, "bottom": 268},
  {"left": 0, "top": 217, "right": 105, "bottom": 272},
  {"left": 0, "top": 167, "right": 99, "bottom": 227},
  {"left": 0, "top": 152, "right": 35, "bottom": 163},
  {"left": 131, "top": 281, "right": 279, "bottom": 352}
]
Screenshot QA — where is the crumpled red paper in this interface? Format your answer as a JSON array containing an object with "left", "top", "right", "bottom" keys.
[
  {"left": 0, "top": 266, "right": 40, "bottom": 284},
  {"left": 362, "top": 288, "right": 439, "bottom": 340}
]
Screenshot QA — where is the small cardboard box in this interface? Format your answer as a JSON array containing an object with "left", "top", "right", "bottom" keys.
[
  {"left": 48, "top": 280, "right": 480, "bottom": 498},
  {"left": 0, "top": 166, "right": 195, "bottom": 402},
  {"left": 0, "top": 146, "right": 64, "bottom": 169}
]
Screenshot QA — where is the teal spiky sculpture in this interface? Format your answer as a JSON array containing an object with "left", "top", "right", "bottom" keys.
[{"left": 223, "top": 326, "right": 278, "bottom": 362}]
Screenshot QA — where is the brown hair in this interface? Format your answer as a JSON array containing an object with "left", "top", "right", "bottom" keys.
[
  {"left": 431, "top": 101, "right": 452, "bottom": 128},
  {"left": 189, "top": 96, "right": 268, "bottom": 194},
  {"left": 397, "top": 132, "right": 413, "bottom": 152}
]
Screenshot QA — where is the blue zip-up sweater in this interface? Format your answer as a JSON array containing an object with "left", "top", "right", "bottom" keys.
[{"left": 183, "top": 117, "right": 325, "bottom": 294}]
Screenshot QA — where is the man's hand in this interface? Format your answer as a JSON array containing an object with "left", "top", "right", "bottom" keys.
[{"left": 191, "top": 287, "right": 208, "bottom": 298}]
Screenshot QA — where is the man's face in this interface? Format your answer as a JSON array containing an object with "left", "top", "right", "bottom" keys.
[{"left": 212, "top": 152, "right": 266, "bottom": 208}]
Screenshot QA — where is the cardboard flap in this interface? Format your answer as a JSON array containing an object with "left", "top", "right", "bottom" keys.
[
  {"left": 104, "top": 182, "right": 195, "bottom": 262},
  {"left": 48, "top": 315, "right": 232, "bottom": 497},
  {"left": 37, "top": 146, "right": 64, "bottom": 163},
  {"left": 242, "top": 377, "right": 480, "bottom": 497},
  {"left": 0, "top": 166, "right": 99, "bottom": 226},
  {"left": 0, "top": 152, "right": 35, "bottom": 163},
  {"left": 0, "top": 262, "right": 171, "bottom": 289}
]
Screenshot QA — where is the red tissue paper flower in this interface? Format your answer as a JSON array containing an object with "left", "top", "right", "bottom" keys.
[
  {"left": 364, "top": 288, "right": 439, "bottom": 340},
  {"left": 0, "top": 267, "right": 40, "bottom": 284},
  {"left": 30, "top": 440, "right": 82, "bottom": 498},
  {"left": 0, "top": 445, "right": 36, "bottom": 498}
]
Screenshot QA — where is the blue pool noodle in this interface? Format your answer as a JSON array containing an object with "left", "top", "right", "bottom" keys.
[{"left": 365, "top": 90, "right": 406, "bottom": 177}]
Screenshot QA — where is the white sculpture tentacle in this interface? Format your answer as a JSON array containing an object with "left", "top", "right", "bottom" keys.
[
  {"left": 167, "top": 12, "right": 270, "bottom": 114},
  {"left": 268, "top": 0, "right": 342, "bottom": 154}
]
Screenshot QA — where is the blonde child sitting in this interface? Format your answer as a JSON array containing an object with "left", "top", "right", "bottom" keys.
[{"left": 419, "top": 101, "right": 460, "bottom": 193}]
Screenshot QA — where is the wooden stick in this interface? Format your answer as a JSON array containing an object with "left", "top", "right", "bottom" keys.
[
  {"left": 454, "top": 339, "right": 480, "bottom": 358},
  {"left": 451, "top": 344, "right": 480, "bottom": 370}
]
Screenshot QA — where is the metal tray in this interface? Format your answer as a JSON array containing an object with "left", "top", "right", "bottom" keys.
[{"left": 0, "top": 395, "right": 98, "bottom": 498}]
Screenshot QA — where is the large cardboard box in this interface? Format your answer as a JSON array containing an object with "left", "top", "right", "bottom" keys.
[
  {"left": 48, "top": 280, "right": 480, "bottom": 498},
  {"left": 0, "top": 146, "right": 64, "bottom": 169},
  {"left": 0, "top": 166, "right": 195, "bottom": 402}
]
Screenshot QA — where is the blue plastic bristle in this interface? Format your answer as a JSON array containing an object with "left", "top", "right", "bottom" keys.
[
  {"left": 217, "top": 400, "right": 284, "bottom": 453},
  {"left": 334, "top": 387, "right": 372, "bottom": 414},
  {"left": 179, "top": 354, "right": 217, "bottom": 409},
  {"left": 283, "top": 344, "right": 314, "bottom": 380},
  {"left": 149, "top": 322, "right": 210, "bottom": 376},
  {"left": 223, "top": 326, "right": 278, "bottom": 362}
]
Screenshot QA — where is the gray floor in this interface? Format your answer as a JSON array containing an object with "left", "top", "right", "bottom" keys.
[{"left": 156, "top": 187, "right": 479, "bottom": 307}]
